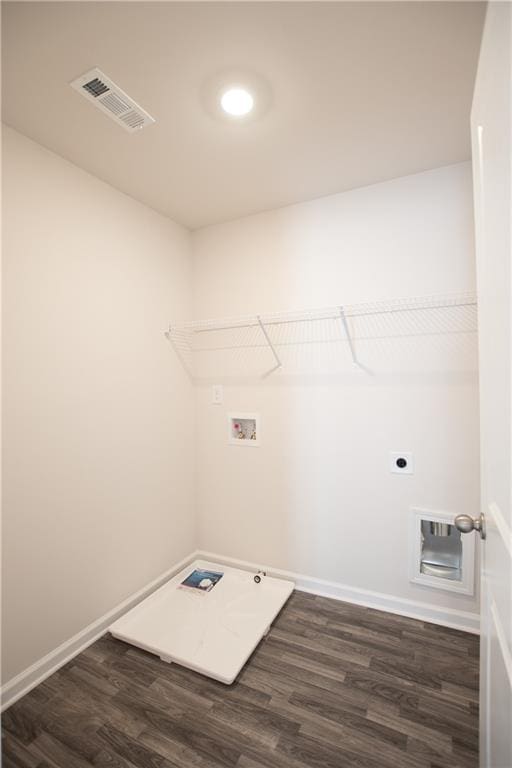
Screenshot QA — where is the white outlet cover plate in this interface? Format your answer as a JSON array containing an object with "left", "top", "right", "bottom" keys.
[
  {"left": 390, "top": 451, "right": 414, "bottom": 474},
  {"left": 212, "top": 384, "right": 223, "bottom": 405}
]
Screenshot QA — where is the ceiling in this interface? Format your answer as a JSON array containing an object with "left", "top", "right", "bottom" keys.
[{"left": 2, "top": 2, "right": 485, "bottom": 230}]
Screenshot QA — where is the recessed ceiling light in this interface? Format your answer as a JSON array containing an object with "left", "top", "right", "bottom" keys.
[{"left": 220, "top": 87, "right": 254, "bottom": 117}]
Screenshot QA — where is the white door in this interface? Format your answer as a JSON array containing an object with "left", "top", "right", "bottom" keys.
[{"left": 469, "top": 4, "right": 512, "bottom": 767}]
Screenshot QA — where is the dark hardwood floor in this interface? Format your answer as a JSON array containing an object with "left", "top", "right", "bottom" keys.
[{"left": 2, "top": 591, "right": 479, "bottom": 768}]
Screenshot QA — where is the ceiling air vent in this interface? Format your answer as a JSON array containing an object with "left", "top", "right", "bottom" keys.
[{"left": 70, "top": 68, "right": 155, "bottom": 134}]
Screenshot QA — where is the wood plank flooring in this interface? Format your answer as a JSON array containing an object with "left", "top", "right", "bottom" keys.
[{"left": 2, "top": 591, "right": 479, "bottom": 768}]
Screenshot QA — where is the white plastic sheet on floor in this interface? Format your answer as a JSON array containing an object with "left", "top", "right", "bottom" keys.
[{"left": 110, "top": 560, "right": 294, "bottom": 684}]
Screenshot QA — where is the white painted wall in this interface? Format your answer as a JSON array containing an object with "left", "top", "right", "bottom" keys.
[
  {"left": 2, "top": 134, "right": 481, "bottom": 695},
  {"left": 1, "top": 127, "right": 195, "bottom": 683},
  {"left": 192, "top": 163, "right": 480, "bottom": 617}
]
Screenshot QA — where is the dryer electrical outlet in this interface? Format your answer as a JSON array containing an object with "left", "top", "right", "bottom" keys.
[{"left": 390, "top": 451, "right": 414, "bottom": 474}]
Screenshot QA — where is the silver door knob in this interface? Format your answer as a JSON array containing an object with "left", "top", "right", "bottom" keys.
[{"left": 454, "top": 513, "right": 486, "bottom": 539}]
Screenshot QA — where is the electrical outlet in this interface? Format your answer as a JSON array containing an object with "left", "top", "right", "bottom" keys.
[
  {"left": 390, "top": 451, "right": 414, "bottom": 474},
  {"left": 212, "top": 384, "right": 223, "bottom": 405}
]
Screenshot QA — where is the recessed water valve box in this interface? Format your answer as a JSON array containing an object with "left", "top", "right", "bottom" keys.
[{"left": 228, "top": 413, "right": 260, "bottom": 446}]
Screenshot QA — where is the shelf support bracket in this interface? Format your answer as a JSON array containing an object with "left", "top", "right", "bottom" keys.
[
  {"left": 164, "top": 325, "right": 193, "bottom": 380},
  {"left": 339, "top": 306, "right": 369, "bottom": 373},
  {"left": 257, "top": 315, "right": 282, "bottom": 377}
]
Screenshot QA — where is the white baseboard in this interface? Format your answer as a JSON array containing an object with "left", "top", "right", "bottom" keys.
[
  {"left": 2, "top": 547, "right": 479, "bottom": 711},
  {"left": 1, "top": 550, "right": 199, "bottom": 712},
  {"left": 196, "top": 550, "right": 480, "bottom": 635}
]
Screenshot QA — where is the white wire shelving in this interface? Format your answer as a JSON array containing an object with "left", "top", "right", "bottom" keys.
[{"left": 165, "top": 292, "right": 478, "bottom": 379}]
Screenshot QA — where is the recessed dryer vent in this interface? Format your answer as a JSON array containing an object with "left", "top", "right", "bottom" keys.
[
  {"left": 420, "top": 520, "right": 462, "bottom": 580},
  {"left": 409, "top": 508, "right": 475, "bottom": 595},
  {"left": 70, "top": 68, "right": 155, "bottom": 133}
]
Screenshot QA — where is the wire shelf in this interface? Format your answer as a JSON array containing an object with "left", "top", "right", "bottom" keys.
[{"left": 166, "top": 292, "right": 478, "bottom": 379}]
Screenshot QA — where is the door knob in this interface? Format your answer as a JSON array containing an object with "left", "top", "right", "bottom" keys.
[{"left": 454, "top": 513, "right": 486, "bottom": 540}]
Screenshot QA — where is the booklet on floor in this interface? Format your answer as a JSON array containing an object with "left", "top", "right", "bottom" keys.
[{"left": 179, "top": 568, "right": 224, "bottom": 593}]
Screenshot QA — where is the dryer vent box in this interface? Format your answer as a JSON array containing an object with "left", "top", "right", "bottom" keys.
[{"left": 409, "top": 508, "right": 475, "bottom": 596}]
